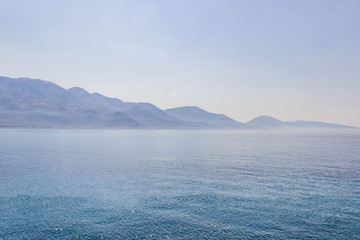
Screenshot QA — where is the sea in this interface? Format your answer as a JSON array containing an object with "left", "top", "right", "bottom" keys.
[{"left": 0, "top": 130, "right": 359, "bottom": 239}]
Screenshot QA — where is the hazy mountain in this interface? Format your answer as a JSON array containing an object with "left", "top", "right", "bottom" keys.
[
  {"left": 0, "top": 77, "right": 141, "bottom": 128},
  {"left": 0, "top": 109, "right": 142, "bottom": 128},
  {"left": 67, "top": 86, "right": 194, "bottom": 128},
  {"left": 0, "top": 76, "right": 207, "bottom": 128},
  {"left": 0, "top": 76, "right": 81, "bottom": 111},
  {"left": 289, "top": 120, "right": 356, "bottom": 129},
  {"left": 165, "top": 106, "right": 248, "bottom": 129},
  {"left": 119, "top": 103, "right": 189, "bottom": 128},
  {"left": 0, "top": 76, "right": 357, "bottom": 130},
  {"left": 247, "top": 116, "right": 288, "bottom": 129},
  {"left": 247, "top": 115, "right": 356, "bottom": 130}
]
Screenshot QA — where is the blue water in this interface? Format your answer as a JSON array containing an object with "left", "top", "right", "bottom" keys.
[{"left": 0, "top": 130, "right": 359, "bottom": 239}]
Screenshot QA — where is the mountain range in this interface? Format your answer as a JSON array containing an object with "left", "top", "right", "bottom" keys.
[{"left": 0, "top": 76, "right": 357, "bottom": 130}]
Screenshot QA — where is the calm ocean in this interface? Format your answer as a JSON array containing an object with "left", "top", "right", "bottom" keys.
[{"left": 0, "top": 130, "right": 359, "bottom": 239}]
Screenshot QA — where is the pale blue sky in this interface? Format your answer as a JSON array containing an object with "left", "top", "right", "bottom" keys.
[{"left": 1, "top": 0, "right": 359, "bottom": 126}]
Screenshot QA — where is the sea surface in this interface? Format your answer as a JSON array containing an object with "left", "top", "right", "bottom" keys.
[{"left": 0, "top": 130, "right": 359, "bottom": 239}]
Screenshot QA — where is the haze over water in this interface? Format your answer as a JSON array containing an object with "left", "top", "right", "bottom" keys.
[{"left": 1, "top": 130, "right": 359, "bottom": 239}]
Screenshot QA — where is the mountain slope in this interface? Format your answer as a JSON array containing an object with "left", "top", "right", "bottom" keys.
[
  {"left": 0, "top": 76, "right": 141, "bottom": 128},
  {"left": 290, "top": 120, "right": 356, "bottom": 129},
  {"left": 68, "top": 87, "right": 126, "bottom": 112},
  {"left": 67, "top": 87, "right": 192, "bottom": 128},
  {"left": 0, "top": 76, "right": 81, "bottom": 111},
  {"left": 165, "top": 106, "right": 247, "bottom": 129},
  {"left": 0, "top": 109, "right": 142, "bottom": 128},
  {"left": 247, "top": 115, "right": 357, "bottom": 130},
  {"left": 247, "top": 116, "right": 287, "bottom": 129}
]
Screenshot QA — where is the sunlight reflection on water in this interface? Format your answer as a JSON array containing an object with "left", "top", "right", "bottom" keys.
[{"left": 0, "top": 130, "right": 360, "bottom": 239}]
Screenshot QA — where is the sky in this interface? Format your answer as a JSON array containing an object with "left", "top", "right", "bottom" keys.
[{"left": 0, "top": 0, "right": 359, "bottom": 126}]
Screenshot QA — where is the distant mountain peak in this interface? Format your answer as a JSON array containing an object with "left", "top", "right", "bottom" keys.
[
  {"left": 246, "top": 116, "right": 285, "bottom": 129},
  {"left": 165, "top": 106, "right": 247, "bottom": 129},
  {"left": 68, "top": 87, "right": 90, "bottom": 95},
  {"left": 166, "top": 106, "right": 209, "bottom": 113},
  {"left": 1, "top": 76, "right": 61, "bottom": 87},
  {"left": 251, "top": 115, "right": 281, "bottom": 120},
  {"left": 181, "top": 106, "right": 202, "bottom": 110},
  {"left": 247, "top": 115, "right": 283, "bottom": 123}
]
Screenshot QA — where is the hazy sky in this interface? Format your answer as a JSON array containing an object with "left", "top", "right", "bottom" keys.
[{"left": 1, "top": 0, "right": 359, "bottom": 126}]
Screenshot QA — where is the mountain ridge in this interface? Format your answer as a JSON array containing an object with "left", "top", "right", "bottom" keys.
[
  {"left": 246, "top": 115, "right": 356, "bottom": 130},
  {"left": 0, "top": 76, "right": 357, "bottom": 130},
  {"left": 165, "top": 106, "right": 247, "bottom": 129}
]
